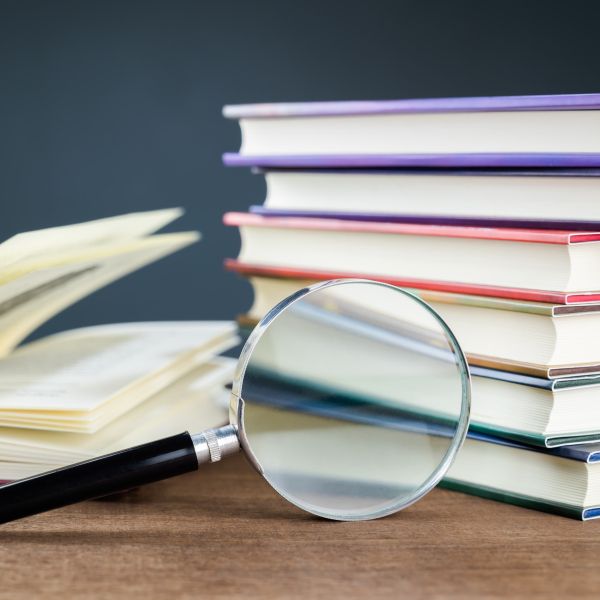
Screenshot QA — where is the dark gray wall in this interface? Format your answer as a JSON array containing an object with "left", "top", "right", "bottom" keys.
[{"left": 1, "top": 0, "right": 600, "bottom": 339}]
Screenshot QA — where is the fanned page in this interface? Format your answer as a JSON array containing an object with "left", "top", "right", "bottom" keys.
[
  {"left": 0, "top": 206, "right": 199, "bottom": 355},
  {"left": 0, "top": 232, "right": 198, "bottom": 357},
  {"left": 0, "top": 208, "right": 183, "bottom": 270},
  {"left": 0, "top": 321, "right": 238, "bottom": 432},
  {"left": 0, "top": 228, "right": 200, "bottom": 286}
]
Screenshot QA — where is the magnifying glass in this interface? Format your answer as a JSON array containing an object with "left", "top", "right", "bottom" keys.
[{"left": 0, "top": 279, "right": 470, "bottom": 524}]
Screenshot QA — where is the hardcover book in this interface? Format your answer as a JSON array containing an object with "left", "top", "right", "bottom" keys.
[
  {"left": 231, "top": 269, "right": 600, "bottom": 373},
  {"left": 224, "top": 212, "right": 600, "bottom": 297},
  {"left": 444, "top": 431, "right": 600, "bottom": 521},
  {"left": 249, "top": 169, "right": 600, "bottom": 232},
  {"left": 226, "top": 259, "right": 600, "bottom": 305},
  {"left": 223, "top": 92, "right": 600, "bottom": 166}
]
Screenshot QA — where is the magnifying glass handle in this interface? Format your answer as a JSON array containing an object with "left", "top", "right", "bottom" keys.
[{"left": 0, "top": 426, "right": 239, "bottom": 525}]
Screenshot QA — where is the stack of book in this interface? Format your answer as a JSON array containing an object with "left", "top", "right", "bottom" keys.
[
  {"left": 0, "top": 209, "right": 236, "bottom": 481},
  {"left": 223, "top": 93, "right": 600, "bottom": 520}
]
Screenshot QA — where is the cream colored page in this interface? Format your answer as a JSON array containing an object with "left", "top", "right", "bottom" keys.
[
  {"left": 0, "top": 321, "right": 236, "bottom": 411},
  {"left": 0, "top": 229, "right": 200, "bottom": 286},
  {"left": 0, "top": 207, "right": 183, "bottom": 269},
  {"left": 0, "top": 230, "right": 195, "bottom": 306},
  {"left": 0, "top": 333, "right": 236, "bottom": 433},
  {"left": 0, "top": 263, "right": 95, "bottom": 305},
  {"left": 0, "top": 464, "right": 45, "bottom": 480},
  {"left": 0, "top": 233, "right": 198, "bottom": 356},
  {"left": 0, "top": 358, "right": 234, "bottom": 463}
]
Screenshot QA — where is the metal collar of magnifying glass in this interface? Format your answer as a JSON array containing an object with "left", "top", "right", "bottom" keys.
[{"left": 191, "top": 426, "right": 240, "bottom": 463}]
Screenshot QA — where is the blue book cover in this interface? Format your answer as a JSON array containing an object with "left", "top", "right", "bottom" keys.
[{"left": 469, "top": 365, "right": 600, "bottom": 448}]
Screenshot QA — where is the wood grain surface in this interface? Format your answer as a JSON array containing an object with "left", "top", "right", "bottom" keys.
[{"left": 0, "top": 452, "right": 599, "bottom": 599}]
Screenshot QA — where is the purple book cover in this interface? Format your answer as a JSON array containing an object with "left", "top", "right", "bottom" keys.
[
  {"left": 253, "top": 167, "right": 600, "bottom": 177},
  {"left": 223, "top": 152, "right": 600, "bottom": 169},
  {"left": 223, "top": 92, "right": 600, "bottom": 119},
  {"left": 250, "top": 205, "right": 600, "bottom": 231}
]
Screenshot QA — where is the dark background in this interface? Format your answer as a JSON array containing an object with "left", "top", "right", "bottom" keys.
[{"left": 1, "top": 0, "right": 600, "bottom": 340}]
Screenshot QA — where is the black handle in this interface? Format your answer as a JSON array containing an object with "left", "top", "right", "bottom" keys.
[{"left": 0, "top": 432, "right": 198, "bottom": 525}]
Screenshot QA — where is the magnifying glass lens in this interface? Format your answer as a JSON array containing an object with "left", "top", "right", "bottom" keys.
[{"left": 238, "top": 281, "right": 470, "bottom": 521}]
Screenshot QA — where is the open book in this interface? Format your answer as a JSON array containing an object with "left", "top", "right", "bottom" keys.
[{"left": 0, "top": 210, "right": 237, "bottom": 480}]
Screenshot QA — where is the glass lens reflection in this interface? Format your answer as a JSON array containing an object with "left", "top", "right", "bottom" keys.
[{"left": 239, "top": 281, "right": 468, "bottom": 520}]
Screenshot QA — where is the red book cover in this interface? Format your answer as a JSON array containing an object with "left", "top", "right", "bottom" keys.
[
  {"left": 223, "top": 212, "right": 600, "bottom": 245},
  {"left": 225, "top": 259, "right": 600, "bottom": 305}
]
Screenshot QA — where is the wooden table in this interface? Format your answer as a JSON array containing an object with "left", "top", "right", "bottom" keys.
[{"left": 1, "top": 453, "right": 598, "bottom": 599}]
